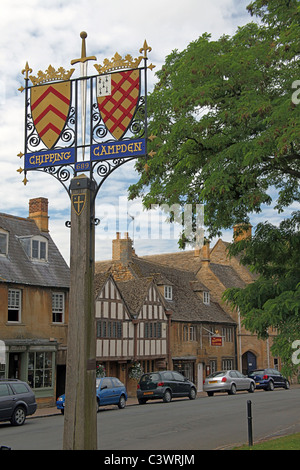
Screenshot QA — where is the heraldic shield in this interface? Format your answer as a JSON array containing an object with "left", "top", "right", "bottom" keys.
[
  {"left": 97, "top": 69, "right": 140, "bottom": 140},
  {"left": 30, "top": 82, "right": 72, "bottom": 149}
]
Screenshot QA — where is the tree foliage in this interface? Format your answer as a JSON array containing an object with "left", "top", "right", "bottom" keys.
[
  {"left": 129, "top": 0, "right": 300, "bottom": 238},
  {"left": 224, "top": 213, "right": 300, "bottom": 376},
  {"left": 128, "top": 0, "right": 300, "bottom": 373}
]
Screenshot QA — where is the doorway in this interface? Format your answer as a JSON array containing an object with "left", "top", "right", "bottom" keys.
[
  {"left": 8, "top": 353, "right": 21, "bottom": 379},
  {"left": 242, "top": 351, "right": 257, "bottom": 375}
]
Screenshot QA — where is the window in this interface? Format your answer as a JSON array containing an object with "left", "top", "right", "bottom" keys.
[
  {"left": 209, "top": 360, "right": 217, "bottom": 374},
  {"left": 164, "top": 285, "right": 173, "bottom": 300},
  {"left": 222, "top": 359, "right": 233, "bottom": 370},
  {"left": 183, "top": 325, "right": 196, "bottom": 341},
  {"left": 203, "top": 291, "right": 210, "bottom": 305},
  {"left": 144, "top": 322, "right": 162, "bottom": 338},
  {"left": 19, "top": 235, "right": 48, "bottom": 261},
  {"left": 172, "top": 371, "right": 185, "bottom": 381},
  {"left": 0, "top": 383, "right": 12, "bottom": 397},
  {"left": 0, "top": 231, "right": 8, "bottom": 256},
  {"left": 101, "top": 378, "right": 113, "bottom": 389},
  {"left": 96, "top": 320, "right": 122, "bottom": 338},
  {"left": 28, "top": 351, "right": 53, "bottom": 389},
  {"left": 52, "top": 293, "right": 65, "bottom": 323},
  {"left": 222, "top": 327, "right": 233, "bottom": 342},
  {"left": 8, "top": 289, "right": 21, "bottom": 322}
]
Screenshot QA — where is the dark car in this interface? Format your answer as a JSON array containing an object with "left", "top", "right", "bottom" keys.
[
  {"left": 0, "top": 379, "right": 37, "bottom": 425},
  {"left": 137, "top": 370, "right": 197, "bottom": 404},
  {"left": 248, "top": 368, "right": 290, "bottom": 391},
  {"left": 56, "top": 376, "right": 127, "bottom": 413}
]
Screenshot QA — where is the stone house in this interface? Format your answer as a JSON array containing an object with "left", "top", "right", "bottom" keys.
[
  {"left": 0, "top": 198, "right": 70, "bottom": 406},
  {"left": 142, "top": 225, "right": 280, "bottom": 375},
  {"left": 95, "top": 233, "right": 237, "bottom": 393}
]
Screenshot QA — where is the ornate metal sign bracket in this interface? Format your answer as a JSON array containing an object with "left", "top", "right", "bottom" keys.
[{"left": 18, "top": 32, "right": 156, "bottom": 202}]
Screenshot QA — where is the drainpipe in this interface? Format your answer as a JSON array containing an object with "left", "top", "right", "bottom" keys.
[{"left": 165, "top": 310, "right": 173, "bottom": 369}]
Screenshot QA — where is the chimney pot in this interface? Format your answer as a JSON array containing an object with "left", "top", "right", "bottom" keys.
[{"left": 28, "top": 197, "right": 49, "bottom": 232}]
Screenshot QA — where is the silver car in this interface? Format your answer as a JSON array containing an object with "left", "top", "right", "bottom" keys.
[{"left": 203, "top": 370, "right": 255, "bottom": 396}]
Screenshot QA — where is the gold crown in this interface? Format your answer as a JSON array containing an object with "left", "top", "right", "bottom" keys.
[
  {"left": 29, "top": 65, "right": 75, "bottom": 85},
  {"left": 94, "top": 52, "right": 143, "bottom": 75}
]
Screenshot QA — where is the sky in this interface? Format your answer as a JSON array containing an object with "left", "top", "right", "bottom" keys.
[{"left": 0, "top": 0, "right": 291, "bottom": 264}]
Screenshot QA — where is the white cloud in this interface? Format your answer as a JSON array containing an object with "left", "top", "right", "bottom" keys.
[{"left": 0, "top": 0, "right": 272, "bottom": 264}]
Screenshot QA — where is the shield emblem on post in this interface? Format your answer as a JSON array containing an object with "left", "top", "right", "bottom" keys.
[
  {"left": 30, "top": 82, "right": 72, "bottom": 149},
  {"left": 72, "top": 194, "right": 86, "bottom": 216},
  {"left": 96, "top": 70, "right": 140, "bottom": 140}
]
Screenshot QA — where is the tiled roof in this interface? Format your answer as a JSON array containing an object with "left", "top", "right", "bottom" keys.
[
  {"left": 0, "top": 213, "right": 70, "bottom": 288},
  {"left": 95, "top": 256, "right": 235, "bottom": 325}
]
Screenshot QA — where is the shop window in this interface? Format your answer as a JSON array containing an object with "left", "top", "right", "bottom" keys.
[{"left": 28, "top": 351, "right": 53, "bottom": 389}]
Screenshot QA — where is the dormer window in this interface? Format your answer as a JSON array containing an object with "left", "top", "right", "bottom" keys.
[
  {"left": 0, "top": 230, "right": 8, "bottom": 256},
  {"left": 19, "top": 235, "right": 48, "bottom": 262},
  {"left": 203, "top": 291, "right": 210, "bottom": 305},
  {"left": 164, "top": 285, "right": 173, "bottom": 300}
]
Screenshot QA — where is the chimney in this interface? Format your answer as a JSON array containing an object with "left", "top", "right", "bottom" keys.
[
  {"left": 112, "top": 232, "right": 133, "bottom": 264},
  {"left": 233, "top": 223, "right": 252, "bottom": 242},
  {"left": 28, "top": 197, "right": 49, "bottom": 232},
  {"left": 201, "top": 240, "right": 210, "bottom": 268}
]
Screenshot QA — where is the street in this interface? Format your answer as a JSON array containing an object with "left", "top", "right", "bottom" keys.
[{"left": 0, "top": 388, "right": 299, "bottom": 450}]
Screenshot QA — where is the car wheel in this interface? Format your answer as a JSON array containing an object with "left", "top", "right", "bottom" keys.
[
  {"left": 285, "top": 380, "right": 290, "bottom": 390},
  {"left": 207, "top": 391, "right": 214, "bottom": 397},
  {"left": 189, "top": 387, "right": 196, "bottom": 400},
  {"left": 248, "top": 382, "right": 255, "bottom": 393},
  {"left": 163, "top": 390, "right": 172, "bottom": 403},
  {"left": 11, "top": 406, "right": 26, "bottom": 426},
  {"left": 138, "top": 398, "right": 147, "bottom": 405},
  {"left": 228, "top": 384, "right": 236, "bottom": 395},
  {"left": 118, "top": 395, "right": 126, "bottom": 409},
  {"left": 267, "top": 380, "right": 274, "bottom": 391}
]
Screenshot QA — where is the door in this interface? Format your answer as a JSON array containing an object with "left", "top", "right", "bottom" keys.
[
  {"left": 235, "top": 370, "right": 249, "bottom": 390},
  {"left": 171, "top": 371, "right": 190, "bottom": 396}
]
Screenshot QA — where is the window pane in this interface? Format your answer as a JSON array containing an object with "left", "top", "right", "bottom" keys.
[
  {"left": 40, "top": 242, "right": 46, "bottom": 260},
  {"left": 0, "top": 233, "right": 7, "bottom": 255},
  {"left": 32, "top": 240, "right": 39, "bottom": 258}
]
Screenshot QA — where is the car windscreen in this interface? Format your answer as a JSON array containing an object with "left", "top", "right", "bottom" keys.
[
  {"left": 140, "top": 373, "right": 160, "bottom": 383},
  {"left": 248, "top": 370, "right": 265, "bottom": 377},
  {"left": 208, "top": 371, "right": 227, "bottom": 378}
]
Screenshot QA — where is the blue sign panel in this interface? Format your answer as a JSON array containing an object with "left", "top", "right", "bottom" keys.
[
  {"left": 75, "top": 161, "right": 91, "bottom": 172},
  {"left": 25, "top": 147, "right": 75, "bottom": 170},
  {"left": 91, "top": 138, "right": 146, "bottom": 161}
]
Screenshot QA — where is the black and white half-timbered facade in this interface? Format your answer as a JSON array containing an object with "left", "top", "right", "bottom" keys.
[{"left": 94, "top": 273, "right": 170, "bottom": 394}]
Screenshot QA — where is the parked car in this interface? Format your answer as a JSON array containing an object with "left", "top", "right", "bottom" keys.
[
  {"left": 0, "top": 378, "right": 37, "bottom": 426},
  {"left": 56, "top": 376, "right": 127, "bottom": 413},
  {"left": 137, "top": 370, "right": 197, "bottom": 404},
  {"left": 248, "top": 368, "right": 290, "bottom": 391},
  {"left": 203, "top": 370, "right": 255, "bottom": 396}
]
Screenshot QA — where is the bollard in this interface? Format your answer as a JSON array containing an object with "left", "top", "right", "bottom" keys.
[{"left": 247, "top": 400, "right": 253, "bottom": 447}]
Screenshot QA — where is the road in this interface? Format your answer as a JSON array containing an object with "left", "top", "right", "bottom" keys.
[{"left": 0, "top": 388, "right": 299, "bottom": 450}]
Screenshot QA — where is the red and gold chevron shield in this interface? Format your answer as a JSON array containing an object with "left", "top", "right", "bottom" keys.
[
  {"left": 97, "top": 70, "right": 140, "bottom": 140},
  {"left": 30, "top": 82, "right": 71, "bottom": 149}
]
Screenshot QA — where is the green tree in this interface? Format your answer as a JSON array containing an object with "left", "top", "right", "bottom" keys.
[
  {"left": 129, "top": 0, "right": 300, "bottom": 372},
  {"left": 129, "top": 0, "right": 299, "bottom": 237},
  {"left": 223, "top": 214, "right": 300, "bottom": 377}
]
